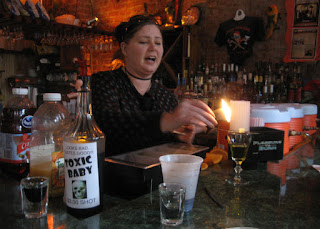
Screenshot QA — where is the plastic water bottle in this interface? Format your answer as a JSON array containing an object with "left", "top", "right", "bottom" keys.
[
  {"left": 30, "top": 93, "right": 71, "bottom": 197},
  {"left": 0, "top": 88, "right": 36, "bottom": 178}
]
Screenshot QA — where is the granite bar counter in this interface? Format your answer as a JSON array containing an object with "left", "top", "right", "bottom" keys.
[{"left": 1, "top": 135, "right": 320, "bottom": 229}]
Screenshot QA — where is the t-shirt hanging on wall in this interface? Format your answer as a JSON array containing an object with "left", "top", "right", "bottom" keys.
[{"left": 215, "top": 16, "right": 265, "bottom": 65}]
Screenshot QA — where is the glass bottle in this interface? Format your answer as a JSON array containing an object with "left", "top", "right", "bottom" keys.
[{"left": 63, "top": 76, "right": 105, "bottom": 218}]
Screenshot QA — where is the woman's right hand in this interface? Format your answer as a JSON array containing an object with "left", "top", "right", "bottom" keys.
[{"left": 160, "top": 99, "right": 218, "bottom": 134}]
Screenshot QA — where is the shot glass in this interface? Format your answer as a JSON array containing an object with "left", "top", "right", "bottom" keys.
[
  {"left": 159, "top": 183, "right": 186, "bottom": 226},
  {"left": 20, "top": 176, "right": 49, "bottom": 219}
]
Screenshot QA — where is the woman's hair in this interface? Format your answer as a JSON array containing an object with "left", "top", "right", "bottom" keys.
[{"left": 114, "top": 15, "right": 160, "bottom": 45}]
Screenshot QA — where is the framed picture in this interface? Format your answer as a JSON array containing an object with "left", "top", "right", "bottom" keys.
[
  {"left": 291, "top": 28, "right": 318, "bottom": 59},
  {"left": 284, "top": 0, "right": 320, "bottom": 62},
  {"left": 294, "top": 0, "right": 319, "bottom": 27}
]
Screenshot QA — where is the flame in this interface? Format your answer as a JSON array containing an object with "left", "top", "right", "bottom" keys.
[{"left": 221, "top": 99, "right": 231, "bottom": 122}]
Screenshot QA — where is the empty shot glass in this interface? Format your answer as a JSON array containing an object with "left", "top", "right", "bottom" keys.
[
  {"left": 159, "top": 183, "right": 186, "bottom": 226},
  {"left": 20, "top": 176, "right": 49, "bottom": 219}
]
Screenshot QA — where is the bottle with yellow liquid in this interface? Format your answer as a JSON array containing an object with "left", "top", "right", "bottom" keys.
[
  {"left": 63, "top": 76, "right": 105, "bottom": 218},
  {"left": 30, "top": 93, "right": 71, "bottom": 197}
]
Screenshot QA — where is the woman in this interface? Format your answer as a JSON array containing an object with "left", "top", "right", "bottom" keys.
[{"left": 91, "top": 15, "right": 217, "bottom": 156}]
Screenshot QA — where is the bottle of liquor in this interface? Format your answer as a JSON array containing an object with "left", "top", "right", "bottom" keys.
[
  {"left": 63, "top": 76, "right": 105, "bottom": 218},
  {"left": 229, "top": 63, "right": 237, "bottom": 83},
  {"left": 261, "top": 81, "right": 269, "bottom": 104},
  {"left": 268, "top": 84, "right": 276, "bottom": 103},
  {"left": 221, "top": 63, "right": 227, "bottom": 83},
  {"left": 204, "top": 63, "right": 210, "bottom": 83},
  {"left": 241, "top": 69, "right": 248, "bottom": 100},
  {"left": 201, "top": 83, "right": 209, "bottom": 106}
]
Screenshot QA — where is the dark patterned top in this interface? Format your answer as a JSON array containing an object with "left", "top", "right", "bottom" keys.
[{"left": 91, "top": 68, "right": 178, "bottom": 156}]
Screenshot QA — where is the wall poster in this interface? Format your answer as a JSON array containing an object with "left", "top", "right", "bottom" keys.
[
  {"left": 284, "top": 0, "right": 320, "bottom": 62},
  {"left": 291, "top": 28, "right": 318, "bottom": 59},
  {"left": 294, "top": 0, "right": 319, "bottom": 26}
]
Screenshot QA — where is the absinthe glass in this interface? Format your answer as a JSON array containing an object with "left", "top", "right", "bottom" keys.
[
  {"left": 226, "top": 131, "right": 252, "bottom": 186},
  {"left": 63, "top": 77, "right": 105, "bottom": 218}
]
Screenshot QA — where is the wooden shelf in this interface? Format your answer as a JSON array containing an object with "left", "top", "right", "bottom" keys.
[{"left": 0, "top": 14, "right": 112, "bottom": 42}]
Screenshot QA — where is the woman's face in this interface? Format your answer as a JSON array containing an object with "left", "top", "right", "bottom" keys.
[{"left": 121, "top": 24, "right": 163, "bottom": 77}]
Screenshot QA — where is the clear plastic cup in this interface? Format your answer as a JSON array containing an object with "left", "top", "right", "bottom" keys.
[{"left": 159, "top": 154, "right": 203, "bottom": 212}]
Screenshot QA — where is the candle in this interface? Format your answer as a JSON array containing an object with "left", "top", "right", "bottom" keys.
[{"left": 229, "top": 100, "right": 250, "bottom": 132}]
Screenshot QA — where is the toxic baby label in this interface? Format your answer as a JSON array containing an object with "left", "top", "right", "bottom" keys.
[{"left": 63, "top": 142, "right": 100, "bottom": 209}]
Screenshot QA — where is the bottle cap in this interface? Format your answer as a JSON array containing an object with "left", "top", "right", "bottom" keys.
[
  {"left": 12, "top": 88, "right": 28, "bottom": 95},
  {"left": 43, "top": 93, "right": 61, "bottom": 101}
]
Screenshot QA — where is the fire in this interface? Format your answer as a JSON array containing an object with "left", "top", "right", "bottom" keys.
[{"left": 221, "top": 99, "right": 231, "bottom": 122}]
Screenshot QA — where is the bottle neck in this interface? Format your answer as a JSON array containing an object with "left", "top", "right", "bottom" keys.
[{"left": 78, "top": 91, "right": 92, "bottom": 116}]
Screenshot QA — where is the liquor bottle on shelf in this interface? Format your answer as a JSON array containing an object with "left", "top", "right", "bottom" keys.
[
  {"left": 253, "top": 74, "right": 262, "bottom": 103},
  {"left": 204, "top": 63, "right": 210, "bottom": 83},
  {"left": 201, "top": 83, "right": 209, "bottom": 106},
  {"left": 221, "top": 63, "right": 227, "bottom": 84},
  {"left": 268, "top": 84, "right": 276, "bottom": 103},
  {"left": 189, "top": 70, "right": 194, "bottom": 95},
  {"left": 241, "top": 69, "right": 249, "bottom": 100},
  {"left": 261, "top": 81, "right": 269, "bottom": 104},
  {"left": 63, "top": 76, "right": 105, "bottom": 218},
  {"left": 279, "top": 72, "right": 288, "bottom": 102},
  {"left": 229, "top": 64, "right": 237, "bottom": 83}
]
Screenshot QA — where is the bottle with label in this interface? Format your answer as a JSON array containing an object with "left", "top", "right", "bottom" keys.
[
  {"left": 63, "top": 76, "right": 105, "bottom": 218},
  {"left": 30, "top": 93, "right": 71, "bottom": 197},
  {"left": 0, "top": 88, "right": 36, "bottom": 178}
]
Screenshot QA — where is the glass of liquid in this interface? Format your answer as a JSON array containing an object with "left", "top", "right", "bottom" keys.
[
  {"left": 159, "top": 183, "right": 186, "bottom": 226},
  {"left": 226, "top": 130, "right": 252, "bottom": 186},
  {"left": 20, "top": 176, "right": 49, "bottom": 219}
]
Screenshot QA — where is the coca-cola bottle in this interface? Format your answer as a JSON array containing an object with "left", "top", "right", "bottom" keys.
[{"left": 0, "top": 88, "right": 36, "bottom": 178}]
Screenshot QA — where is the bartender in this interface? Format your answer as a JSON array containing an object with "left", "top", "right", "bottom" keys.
[{"left": 72, "top": 15, "right": 217, "bottom": 156}]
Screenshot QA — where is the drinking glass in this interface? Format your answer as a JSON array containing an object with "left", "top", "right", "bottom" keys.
[
  {"left": 20, "top": 176, "right": 49, "bottom": 218},
  {"left": 159, "top": 183, "right": 186, "bottom": 226},
  {"left": 226, "top": 131, "right": 252, "bottom": 185}
]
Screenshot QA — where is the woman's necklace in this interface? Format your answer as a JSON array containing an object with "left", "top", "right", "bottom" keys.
[{"left": 125, "top": 68, "right": 152, "bottom": 81}]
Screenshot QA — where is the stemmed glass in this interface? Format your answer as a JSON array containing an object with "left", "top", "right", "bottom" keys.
[{"left": 226, "top": 130, "right": 252, "bottom": 186}]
